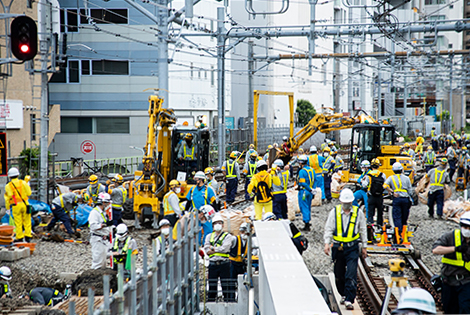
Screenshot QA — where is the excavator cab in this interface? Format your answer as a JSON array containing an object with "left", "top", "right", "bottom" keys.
[{"left": 170, "top": 126, "right": 210, "bottom": 184}]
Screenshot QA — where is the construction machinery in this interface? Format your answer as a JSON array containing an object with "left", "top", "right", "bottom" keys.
[
  {"left": 280, "top": 108, "right": 414, "bottom": 182},
  {"left": 128, "top": 95, "right": 210, "bottom": 228}
]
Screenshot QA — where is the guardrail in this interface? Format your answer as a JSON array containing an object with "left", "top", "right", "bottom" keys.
[{"left": 55, "top": 156, "right": 142, "bottom": 177}]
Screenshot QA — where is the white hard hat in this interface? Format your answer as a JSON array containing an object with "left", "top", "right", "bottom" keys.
[
  {"left": 7, "top": 167, "right": 19, "bottom": 178},
  {"left": 392, "top": 162, "right": 404, "bottom": 171},
  {"left": 361, "top": 160, "right": 371, "bottom": 168},
  {"left": 309, "top": 145, "right": 317, "bottom": 153},
  {"left": 116, "top": 223, "right": 128, "bottom": 240},
  {"left": 273, "top": 159, "right": 284, "bottom": 168},
  {"left": 96, "top": 192, "right": 111, "bottom": 204},
  {"left": 262, "top": 212, "right": 277, "bottom": 221},
  {"left": 256, "top": 160, "right": 267, "bottom": 169},
  {"left": 460, "top": 211, "right": 470, "bottom": 227},
  {"left": 282, "top": 136, "right": 288, "bottom": 141},
  {"left": 159, "top": 219, "right": 171, "bottom": 228},
  {"left": 212, "top": 213, "right": 224, "bottom": 224},
  {"left": 239, "top": 222, "right": 248, "bottom": 232},
  {"left": 418, "top": 133, "right": 423, "bottom": 137},
  {"left": 339, "top": 188, "right": 355, "bottom": 203},
  {"left": 200, "top": 205, "right": 215, "bottom": 221},
  {"left": 393, "top": 288, "right": 436, "bottom": 314},
  {"left": 194, "top": 171, "right": 206, "bottom": 180},
  {"left": 298, "top": 155, "right": 308, "bottom": 164},
  {"left": 0, "top": 266, "right": 11, "bottom": 281}
]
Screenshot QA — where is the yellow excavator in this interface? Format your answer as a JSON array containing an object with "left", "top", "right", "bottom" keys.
[
  {"left": 280, "top": 109, "right": 414, "bottom": 183},
  {"left": 129, "top": 95, "right": 210, "bottom": 228}
]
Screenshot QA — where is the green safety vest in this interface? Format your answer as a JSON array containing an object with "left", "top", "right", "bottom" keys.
[
  {"left": 333, "top": 205, "right": 360, "bottom": 243},
  {"left": 442, "top": 229, "right": 470, "bottom": 272},
  {"left": 209, "top": 232, "right": 229, "bottom": 258}
]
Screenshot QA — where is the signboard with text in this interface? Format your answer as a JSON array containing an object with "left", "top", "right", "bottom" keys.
[{"left": 0, "top": 100, "right": 23, "bottom": 129}]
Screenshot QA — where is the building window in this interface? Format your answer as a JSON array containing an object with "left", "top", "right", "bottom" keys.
[
  {"left": 67, "top": 9, "right": 78, "bottom": 32},
  {"left": 448, "top": 43, "right": 453, "bottom": 49},
  {"left": 61, "top": 117, "right": 129, "bottom": 133},
  {"left": 69, "top": 60, "right": 79, "bottom": 83},
  {"left": 425, "top": 0, "right": 445, "bottom": 4},
  {"left": 61, "top": 117, "right": 93, "bottom": 133},
  {"left": 92, "top": 60, "right": 129, "bottom": 75},
  {"left": 27, "top": 0, "right": 33, "bottom": 9},
  {"left": 81, "top": 60, "right": 90, "bottom": 75},
  {"left": 90, "top": 9, "right": 128, "bottom": 24},
  {"left": 96, "top": 117, "right": 130, "bottom": 133},
  {"left": 80, "top": 9, "right": 88, "bottom": 24},
  {"left": 429, "top": 15, "right": 445, "bottom": 22}
]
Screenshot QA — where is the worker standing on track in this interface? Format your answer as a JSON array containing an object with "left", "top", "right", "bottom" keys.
[
  {"left": 111, "top": 223, "right": 138, "bottom": 271},
  {"left": 384, "top": 162, "right": 412, "bottom": 233},
  {"left": 447, "top": 140, "right": 458, "bottom": 182},
  {"left": 204, "top": 213, "right": 233, "bottom": 302},
  {"left": 4, "top": 167, "right": 32, "bottom": 243},
  {"left": 47, "top": 192, "right": 82, "bottom": 236},
  {"left": 366, "top": 159, "right": 386, "bottom": 226},
  {"left": 0, "top": 266, "right": 12, "bottom": 298},
  {"left": 242, "top": 152, "right": 258, "bottom": 200},
  {"left": 432, "top": 211, "right": 470, "bottom": 314},
  {"left": 322, "top": 147, "right": 335, "bottom": 203},
  {"left": 297, "top": 155, "right": 315, "bottom": 231},
  {"left": 272, "top": 159, "right": 289, "bottom": 220},
  {"left": 403, "top": 143, "right": 415, "bottom": 160},
  {"left": 462, "top": 131, "right": 468, "bottom": 147},
  {"left": 332, "top": 150, "right": 344, "bottom": 172},
  {"left": 177, "top": 133, "right": 198, "bottom": 170},
  {"left": 353, "top": 160, "right": 370, "bottom": 218},
  {"left": 247, "top": 160, "right": 280, "bottom": 221},
  {"left": 329, "top": 141, "right": 337, "bottom": 153},
  {"left": 222, "top": 151, "right": 240, "bottom": 204},
  {"left": 423, "top": 146, "right": 436, "bottom": 173},
  {"left": 107, "top": 174, "right": 127, "bottom": 226},
  {"left": 308, "top": 146, "right": 325, "bottom": 200},
  {"left": 323, "top": 188, "right": 367, "bottom": 311},
  {"left": 415, "top": 133, "right": 425, "bottom": 155},
  {"left": 288, "top": 148, "right": 304, "bottom": 179},
  {"left": 162, "top": 180, "right": 183, "bottom": 226},
  {"left": 431, "top": 127, "right": 438, "bottom": 151},
  {"left": 88, "top": 192, "right": 113, "bottom": 269},
  {"left": 84, "top": 174, "right": 105, "bottom": 205},
  {"left": 426, "top": 158, "right": 450, "bottom": 219}
]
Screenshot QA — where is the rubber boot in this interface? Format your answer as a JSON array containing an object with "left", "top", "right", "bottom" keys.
[{"left": 303, "top": 222, "right": 311, "bottom": 231}]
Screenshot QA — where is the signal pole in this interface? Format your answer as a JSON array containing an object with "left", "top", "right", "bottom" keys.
[{"left": 39, "top": 0, "right": 49, "bottom": 201}]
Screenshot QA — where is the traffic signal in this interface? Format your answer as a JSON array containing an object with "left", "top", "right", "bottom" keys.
[{"left": 10, "top": 16, "right": 37, "bottom": 61}]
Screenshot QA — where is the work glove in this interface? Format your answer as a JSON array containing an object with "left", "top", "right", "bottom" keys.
[
  {"left": 455, "top": 243, "right": 469, "bottom": 253},
  {"left": 106, "top": 220, "right": 114, "bottom": 227},
  {"left": 311, "top": 189, "right": 316, "bottom": 195}
]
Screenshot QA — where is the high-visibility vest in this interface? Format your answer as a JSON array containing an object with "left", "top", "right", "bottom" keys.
[
  {"left": 112, "top": 187, "right": 127, "bottom": 208},
  {"left": 333, "top": 205, "right": 360, "bottom": 242},
  {"left": 183, "top": 145, "right": 195, "bottom": 159},
  {"left": 273, "top": 170, "right": 289, "bottom": 195},
  {"left": 391, "top": 175, "right": 407, "bottom": 193},
  {"left": 309, "top": 154, "right": 322, "bottom": 174},
  {"left": 163, "top": 191, "right": 177, "bottom": 215},
  {"left": 190, "top": 186, "right": 208, "bottom": 210},
  {"left": 431, "top": 130, "right": 436, "bottom": 137},
  {"left": 442, "top": 229, "right": 470, "bottom": 272},
  {"left": 305, "top": 168, "right": 314, "bottom": 189},
  {"left": 209, "top": 232, "right": 229, "bottom": 258},
  {"left": 323, "top": 156, "right": 335, "bottom": 172},
  {"left": 112, "top": 236, "right": 131, "bottom": 264},
  {"left": 229, "top": 235, "right": 248, "bottom": 262},
  {"left": 247, "top": 162, "right": 257, "bottom": 178},
  {"left": 430, "top": 169, "right": 446, "bottom": 187},
  {"left": 425, "top": 152, "right": 435, "bottom": 165},
  {"left": 226, "top": 160, "right": 237, "bottom": 178}
]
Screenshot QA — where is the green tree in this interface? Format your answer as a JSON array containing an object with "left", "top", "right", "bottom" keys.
[{"left": 296, "top": 99, "right": 317, "bottom": 126}]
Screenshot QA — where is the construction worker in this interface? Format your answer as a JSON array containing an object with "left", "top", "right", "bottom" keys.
[
  {"left": 107, "top": 174, "right": 127, "bottom": 226},
  {"left": 353, "top": 160, "right": 370, "bottom": 218},
  {"left": 432, "top": 211, "right": 470, "bottom": 314},
  {"left": 282, "top": 136, "right": 291, "bottom": 155},
  {"left": 186, "top": 171, "right": 217, "bottom": 243},
  {"left": 162, "top": 180, "right": 183, "bottom": 226},
  {"left": 320, "top": 139, "right": 329, "bottom": 152},
  {"left": 84, "top": 174, "right": 105, "bottom": 205},
  {"left": 367, "top": 159, "right": 386, "bottom": 226},
  {"left": 0, "top": 266, "right": 12, "bottom": 298},
  {"left": 431, "top": 126, "right": 438, "bottom": 151},
  {"left": 156, "top": 219, "right": 172, "bottom": 255},
  {"left": 297, "top": 155, "right": 315, "bottom": 231},
  {"left": 204, "top": 213, "right": 233, "bottom": 302},
  {"left": 247, "top": 160, "right": 280, "bottom": 221},
  {"left": 243, "top": 152, "right": 258, "bottom": 200},
  {"left": 440, "top": 134, "right": 447, "bottom": 151},
  {"left": 272, "top": 159, "right": 289, "bottom": 220},
  {"left": 263, "top": 145, "right": 273, "bottom": 161},
  {"left": 88, "top": 192, "right": 113, "bottom": 269},
  {"left": 26, "top": 287, "right": 66, "bottom": 306},
  {"left": 222, "top": 151, "right": 240, "bottom": 204},
  {"left": 352, "top": 145, "right": 359, "bottom": 170},
  {"left": 384, "top": 162, "right": 412, "bottom": 233},
  {"left": 288, "top": 148, "right": 304, "bottom": 179},
  {"left": 111, "top": 224, "right": 138, "bottom": 271},
  {"left": 322, "top": 147, "right": 335, "bottom": 202},
  {"left": 205, "top": 167, "right": 220, "bottom": 198},
  {"left": 177, "top": 133, "right": 197, "bottom": 170},
  {"left": 422, "top": 146, "right": 436, "bottom": 173},
  {"left": 228, "top": 222, "right": 249, "bottom": 302},
  {"left": 462, "top": 130, "right": 468, "bottom": 147},
  {"left": 329, "top": 140, "right": 337, "bottom": 153},
  {"left": 458, "top": 147, "right": 470, "bottom": 181},
  {"left": 455, "top": 132, "right": 462, "bottom": 147},
  {"left": 447, "top": 132, "right": 455, "bottom": 148},
  {"left": 403, "top": 143, "right": 415, "bottom": 160},
  {"left": 447, "top": 140, "right": 458, "bottom": 182},
  {"left": 391, "top": 288, "right": 436, "bottom": 315},
  {"left": 247, "top": 144, "right": 257, "bottom": 157},
  {"left": 324, "top": 188, "right": 367, "bottom": 311},
  {"left": 308, "top": 146, "right": 325, "bottom": 199},
  {"left": 4, "top": 167, "right": 32, "bottom": 243},
  {"left": 48, "top": 192, "right": 82, "bottom": 236},
  {"left": 332, "top": 150, "right": 344, "bottom": 172},
  {"left": 426, "top": 158, "right": 450, "bottom": 219},
  {"left": 415, "top": 133, "right": 425, "bottom": 155}
]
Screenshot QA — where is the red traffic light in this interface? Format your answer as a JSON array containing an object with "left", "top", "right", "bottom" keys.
[{"left": 10, "top": 16, "right": 37, "bottom": 61}]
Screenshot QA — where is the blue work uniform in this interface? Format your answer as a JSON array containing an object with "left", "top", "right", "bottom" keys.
[
  {"left": 223, "top": 159, "right": 239, "bottom": 204},
  {"left": 186, "top": 185, "right": 216, "bottom": 245},
  {"left": 297, "top": 166, "right": 315, "bottom": 224},
  {"left": 309, "top": 154, "right": 325, "bottom": 199},
  {"left": 353, "top": 169, "right": 370, "bottom": 217}
]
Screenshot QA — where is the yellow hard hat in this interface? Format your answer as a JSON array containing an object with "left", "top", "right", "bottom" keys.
[
  {"left": 452, "top": 140, "right": 456, "bottom": 144},
  {"left": 89, "top": 174, "right": 98, "bottom": 185},
  {"left": 298, "top": 148, "right": 304, "bottom": 153},
  {"left": 249, "top": 144, "right": 255, "bottom": 149},
  {"left": 323, "top": 147, "right": 331, "bottom": 153},
  {"left": 463, "top": 147, "right": 468, "bottom": 150},
  {"left": 331, "top": 150, "right": 337, "bottom": 155},
  {"left": 250, "top": 152, "right": 258, "bottom": 158},
  {"left": 427, "top": 146, "right": 433, "bottom": 150},
  {"left": 441, "top": 158, "right": 448, "bottom": 164},
  {"left": 267, "top": 145, "right": 273, "bottom": 150},
  {"left": 404, "top": 143, "right": 410, "bottom": 148},
  {"left": 371, "top": 158, "right": 381, "bottom": 166},
  {"left": 184, "top": 133, "right": 193, "bottom": 140},
  {"left": 169, "top": 180, "right": 180, "bottom": 187},
  {"left": 112, "top": 174, "right": 123, "bottom": 183},
  {"left": 204, "top": 167, "right": 214, "bottom": 175},
  {"left": 230, "top": 151, "right": 237, "bottom": 159}
]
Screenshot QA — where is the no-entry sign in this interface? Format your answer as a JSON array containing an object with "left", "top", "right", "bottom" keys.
[{"left": 80, "top": 140, "right": 95, "bottom": 155}]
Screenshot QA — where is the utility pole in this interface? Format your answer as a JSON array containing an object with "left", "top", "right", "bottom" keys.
[
  {"left": 333, "top": 5, "right": 341, "bottom": 143},
  {"left": 347, "top": 5, "right": 352, "bottom": 113},
  {"left": 39, "top": 0, "right": 49, "bottom": 201},
  {"left": 403, "top": 74, "right": 408, "bottom": 135},
  {"left": 449, "top": 54, "right": 453, "bottom": 133},
  {"left": 377, "top": 70, "right": 381, "bottom": 122},
  {"left": 217, "top": 7, "right": 226, "bottom": 166},
  {"left": 158, "top": 0, "right": 169, "bottom": 106},
  {"left": 308, "top": 0, "right": 317, "bottom": 75},
  {"left": 248, "top": 40, "right": 254, "bottom": 137},
  {"left": 462, "top": 60, "right": 466, "bottom": 131}
]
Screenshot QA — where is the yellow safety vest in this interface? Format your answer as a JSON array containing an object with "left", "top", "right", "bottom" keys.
[
  {"left": 441, "top": 229, "right": 470, "bottom": 272},
  {"left": 323, "top": 156, "right": 335, "bottom": 172},
  {"left": 163, "top": 191, "right": 176, "bottom": 215},
  {"left": 247, "top": 162, "right": 257, "bottom": 178},
  {"left": 430, "top": 169, "right": 445, "bottom": 187},
  {"left": 425, "top": 152, "right": 435, "bottom": 165},
  {"left": 113, "top": 236, "right": 131, "bottom": 264},
  {"left": 431, "top": 130, "right": 436, "bottom": 137},
  {"left": 190, "top": 186, "right": 209, "bottom": 211},
  {"left": 333, "top": 205, "right": 360, "bottom": 242},
  {"left": 88, "top": 207, "right": 107, "bottom": 227},
  {"left": 183, "top": 145, "right": 195, "bottom": 159},
  {"left": 273, "top": 170, "right": 289, "bottom": 195},
  {"left": 112, "top": 187, "right": 127, "bottom": 208},
  {"left": 391, "top": 175, "right": 407, "bottom": 192},
  {"left": 305, "top": 168, "right": 314, "bottom": 189},
  {"left": 209, "top": 232, "right": 229, "bottom": 258},
  {"left": 229, "top": 235, "right": 248, "bottom": 262},
  {"left": 226, "top": 160, "right": 237, "bottom": 178},
  {"left": 309, "top": 155, "right": 322, "bottom": 174}
]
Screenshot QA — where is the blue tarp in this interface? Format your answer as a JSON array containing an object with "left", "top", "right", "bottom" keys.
[
  {"left": 28, "top": 199, "right": 52, "bottom": 213},
  {"left": 71, "top": 204, "right": 93, "bottom": 227}
]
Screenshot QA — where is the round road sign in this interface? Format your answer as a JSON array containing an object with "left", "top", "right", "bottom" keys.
[{"left": 80, "top": 140, "right": 95, "bottom": 155}]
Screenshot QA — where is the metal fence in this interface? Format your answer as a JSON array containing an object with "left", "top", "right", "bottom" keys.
[{"left": 55, "top": 156, "right": 142, "bottom": 178}]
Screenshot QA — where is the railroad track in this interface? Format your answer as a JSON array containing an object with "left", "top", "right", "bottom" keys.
[{"left": 356, "top": 252, "right": 443, "bottom": 315}]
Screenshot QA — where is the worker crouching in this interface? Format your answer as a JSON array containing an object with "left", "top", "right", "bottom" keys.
[{"left": 48, "top": 192, "right": 82, "bottom": 236}]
